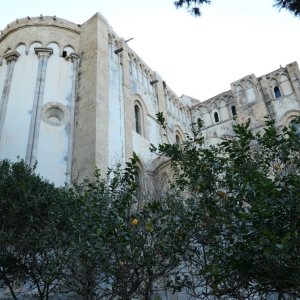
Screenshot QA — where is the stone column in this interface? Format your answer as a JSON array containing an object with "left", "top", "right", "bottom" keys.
[
  {"left": 0, "top": 51, "right": 20, "bottom": 139},
  {"left": 121, "top": 42, "right": 134, "bottom": 163},
  {"left": 67, "top": 53, "right": 80, "bottom": 184},
  {"left": 26, "top": 47, "right": 53, "bottom": 165}
]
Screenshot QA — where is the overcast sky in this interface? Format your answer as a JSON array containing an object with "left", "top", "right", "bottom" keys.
[{"left": 1, "top": 0, "right": 300, "bottom": 101}]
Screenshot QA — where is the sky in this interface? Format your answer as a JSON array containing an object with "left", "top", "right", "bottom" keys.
[{"left": 1, "top": 0, "right": 300, "bottom": 101}]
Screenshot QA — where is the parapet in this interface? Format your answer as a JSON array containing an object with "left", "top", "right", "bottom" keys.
[{"left": 0, "top": 15, "right": 81, "bottom": 42}]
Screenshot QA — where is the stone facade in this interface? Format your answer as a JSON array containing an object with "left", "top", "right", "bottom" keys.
[
  {"left": 190, "top": 62, "right": 300, "bottom": 147},
  {"left": 0, "top": 13, "right": 300, "bottom": 188}
]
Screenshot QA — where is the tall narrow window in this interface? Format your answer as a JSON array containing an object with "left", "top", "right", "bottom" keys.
[
  {"left": 214, "top": 112, "right": 219, "bottom": 123},
  {"left": 231, "top": 105, "right": 237, "bottom": 117},
  {"left": 134, "top": 105, "right": 141, "bottom": 134},
  {"left": 175, "top": 134, "right": 180, "bottom": 145},
  {"left": 274, "top": 86, "right": 282, "bottom": 98}
]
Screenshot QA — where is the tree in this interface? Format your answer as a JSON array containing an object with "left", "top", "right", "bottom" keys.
[
  {"left": 104, "top": 193, "right": 190, "bottom": 300},
  {"left": 152, "top": 116, "right": 300, "bottom": 299},
  {"left": 61, "top": 157, "right": 191, "bottom": 300},
  {"left": 0, "top": 159, "right": 70, "bottom": 300},
  {"left": 59, "top": 164, "right": 138, "bottom": 300},
  {"left": 0, "top": 157, "right": 190, "bottom": 300},
  {"left": 274, "top": 0, "right": 300, "bottom": 16},
  {"left": 174, "top": 0, "right": 211, "bottom": 16},
  {"left": 174, "top": 0, "right": 300, "bottom": 17}
]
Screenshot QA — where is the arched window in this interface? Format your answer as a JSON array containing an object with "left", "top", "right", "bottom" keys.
[
  {"left": 196, "top": 117, "right": 202, "bottom": 128},
  {"left": 214, "top": 112, "right": 220, "bottom": 123},
  {"left": 175, "top": 134, "right": 180, "bottom": 145},
  {"left": 134, "top": 104, "right": 142, "bottom": 134},
  {"left": 274, "top": 86, "right": 282, "bottom": 98},
  {"left": 245, "top": 80, "right": 256, "bottom": 102},
  {"left": 280, "top": 74, "right": 293, "bottom": 95},
  {"left": 236, "top": 85, "right": 246, "bottom": 104},
  {"left": 231, "top": 105, "right": 237, "bottom": 117},
  {"left": 289, "top": 119, "right": 300, "bottom": 136}
]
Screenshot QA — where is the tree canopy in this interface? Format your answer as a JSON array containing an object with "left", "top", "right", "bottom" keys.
[
  {"left": 0, "top": 158, "right": 189, "bottom": 299},
  {"left": 151, "top": 115, "right": 300, "bottom": 299},
  {"left": 174, "top": 0, "right": 300, "bottom": 16},
  {"left": 1, "top": 116, "right": 300, "bottom": 300}
]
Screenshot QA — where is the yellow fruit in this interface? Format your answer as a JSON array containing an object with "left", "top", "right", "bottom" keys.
[
  {"left": 217, "top": 191, "right": 226, "bottom": 198},
  {"left": 131, "top": 218, "right": 139, "bottom": 225},
  {"left": 274, "top": 164, "right": 281, "bottom": 171},
  {"left": 145, "top": 223, "right": 153, "bottom": 232}
]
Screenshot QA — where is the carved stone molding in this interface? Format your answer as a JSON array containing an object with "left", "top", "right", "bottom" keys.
[
  {"left": 70, "top": 52, "right": 80, "bottom": 63},
  {"left": 3, "top": 51, "right": 20, "bottom": 63},
  {"left": 34, "top": 47, "right": 53, "bottom": 57}
]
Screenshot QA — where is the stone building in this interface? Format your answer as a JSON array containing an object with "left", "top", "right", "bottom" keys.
[
  {"left": 0, "top": 12, "right": 300, "bottom": 188},
  {"left": 190, "top": 62, "right": 300, "bottom": 147}
]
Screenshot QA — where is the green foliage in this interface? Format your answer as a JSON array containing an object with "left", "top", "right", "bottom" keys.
[
  {"left": 0, "top": 159, "right": 69, "bottom": 299},
  {"left": 174, "top": 0, "right": 300, "bottom": 17},
  {"left": 274, "top": 0, "right": 300, "bottom": 16},
  {"left": 64, "top": 160, "right": 190, "bottom": 300},
  {"left": 153, "top": 116, "right": 300, "bottom": 299},
  {"left": 174, "top": 0, "right": 211, "bottom": 16},
  {"left": 60, "top": 162, "right": 138, "bottom": 299},
  {"left": 4, "top": 114, "right": 299, "bottom": 299},
  {"left": 0, "top": 157, "right": 189, "bottom": 299}
]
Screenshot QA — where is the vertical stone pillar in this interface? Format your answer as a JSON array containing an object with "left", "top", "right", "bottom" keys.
[
  {"left": 26, "top": 47, "right": 53, "bottom": 165},
  {"left": 286, "top": 62, "right": 300, "bottom": 101},
  {"left": 154, "top": 75, "right": 168, "bottom": 143},
  {"left": 72, "top": 13, "right": 110, "bottom": 182},
  {"left": 0, "top": 51, "right": 19, "bottom": 139},
  {"left": 121, "top": 43, "right": 134, "bottom": 162},
  {"left": 67, "top": 53, "right": 80, "bottom": 184}
]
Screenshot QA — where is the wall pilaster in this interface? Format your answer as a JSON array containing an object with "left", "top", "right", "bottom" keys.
[
  {"left": 26, "top": 47, "right": 52, "bottom": 165},
  {"left": 0, "top": 51, "right": 19, "bottom": 139}
]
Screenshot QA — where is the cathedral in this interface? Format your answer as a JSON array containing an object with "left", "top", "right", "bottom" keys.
[{"left": 0, "top": 12, "right": 300, "bottom": 187}]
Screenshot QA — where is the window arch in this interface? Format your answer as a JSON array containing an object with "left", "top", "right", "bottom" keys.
[
  {"left": 280, "top": 74, "right": 293, "bottom": 96},
  {"left": 133, "top": 100, "right": 146, "bottom": 137},
  {"left": 214, "top": 111, "right": 220, "bottom": 123},
  {"left": 196, "top": 117, "right": 202, "bottom": 128},
  {"left": 245, "top": 80, "right": 256, "bottom": 102},
  {"left": 134, "top": 104, "right": 142, "bottom": 135},
  {"left": 231, "top": 105, "right": 237, "bottom": 117},
  {"left": 174, "top": 128, "right": 184, "bottom": 145},
  {"left": 274, "top": 86, "right": 282, "bottom": 98},
  {"left": 236, "top": 85, "right": 246, "bottom": 104},
  {"left": 271, "top": 79, "right": 282, "bottom": 99},
  {"left": 62, "top": 45, "right": 75, "bottom": 57}
]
